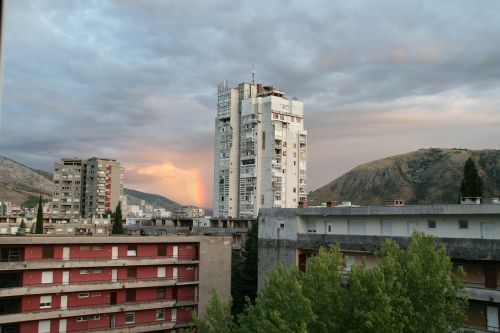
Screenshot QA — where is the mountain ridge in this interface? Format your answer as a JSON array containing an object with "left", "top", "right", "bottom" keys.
[{"left": 308, "top": 148, "right": 500, "bottom": 205}]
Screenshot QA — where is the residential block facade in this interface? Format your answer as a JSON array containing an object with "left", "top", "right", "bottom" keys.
[
  {"left": 0, "top": 235, "right": 231, "bottom": 333},
  {"left": 258, "top": 204, "right": 500, "bottom": 332},
  {"left": 52, "top": 158, "right": 124, "bottom": 219},
  {"left": 214, "top": 81, "right": 307, "bottom": 218}
]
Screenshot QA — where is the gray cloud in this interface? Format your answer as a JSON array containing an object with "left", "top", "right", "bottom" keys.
[{"left": 1, "top": 0, "right": 500, "bottom": 204}]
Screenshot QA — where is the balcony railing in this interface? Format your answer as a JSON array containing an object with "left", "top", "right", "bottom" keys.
[
  {"left": 0, "top": 253, "right": 198, "bottom": 263},
  {"left": 66, "top": 315, "right": 195, "bottom": 333},
  {"left": 7, "top": 273, "right": 198, "bottom": 288}
]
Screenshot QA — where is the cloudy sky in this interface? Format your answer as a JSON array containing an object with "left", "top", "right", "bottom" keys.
[{"left": 1, "top": 0, "right": 500, "bottom": 207}]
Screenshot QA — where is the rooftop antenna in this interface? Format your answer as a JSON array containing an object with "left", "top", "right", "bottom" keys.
[{"left": 251, "top": 65, "right": 255, "bottom": 85}]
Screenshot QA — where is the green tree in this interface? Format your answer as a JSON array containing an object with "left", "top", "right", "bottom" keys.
[
  {"left": 238, "top": 265, "right": 315, "bottom": 333},
  {"left": 301, "top": 245, "right": 347, "bottom": 333},
  {"left": 197, "top": 233, "right": 466, "bottom": 332},
  {"left": 460, "top": 157, "right": 483, "bottom": 198},
  {"left": 344, "top": 234, "right": 466, "bottom": 333},
  {"left": 19, "top": 219, "right": 27, "bottom": 232},
  {"left": 111, "top": 202, "right": 124, "bottom": 234},
  {"left": 34, "top": 195, "right": 44, "bottom": 234},
  {"left": 193, "top": 290, "right": 236, "bottom": 333},
  {"left": 232, "top": 221, "right": 259, "bottom": 316}
]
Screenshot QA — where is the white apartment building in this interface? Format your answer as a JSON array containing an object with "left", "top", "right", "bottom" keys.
[
  {"left": 213, "top": 81, "right": 307, "bottom": 218},
  {"left": 214, "top": 81, "right": 257, "bottom": 218}
]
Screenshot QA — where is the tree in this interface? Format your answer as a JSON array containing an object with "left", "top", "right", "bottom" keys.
[
  {"left": 111, "top": 202, "right": 124, "bottom": 234},
  {"left": 232, "top": 221, "right": 259, "bottom": 316},
  {"left": 193, "top": 291, "right": 236, "bottom": 333},
  {"left": 238, "top": 265, "right": 315, "bottom": 333},
  {"left": 460, "top": 157, "right": 483, "bottom": 198},
  {"left": 301, "top": 245, "right": 347, "bottom": 333},
  {"left": 34, "top": 195, "right": 44, "bottom": 234},
  {"left": 197, "top": 233, "right": 466, "bottom": 332},
  {"left": 19, "top": 219, "right": 27, "bottom": 232}
]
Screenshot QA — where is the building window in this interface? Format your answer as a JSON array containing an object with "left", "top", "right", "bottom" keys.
[
  {"left": 39, "top": 295, "right": 52, "bottom": 309},
  {"left": 42, "top": 246, "right": 54, "bottom": 259},
  {"left": 427, "top": 220, "right": 436, "bottom": 229},
  {"left": 127, "top": 267, "right": 137, "bottom": 278},
  {"left": 76, "top": 317, "right": 87, "bottom": 322},
  {"left": 90, "top": 315, "right": 100, "bottom": 320},
  {"left": 156, "top": 287, "right": 166, "bottom": 299},
  {"left": 126, "top": 289, "right": 136, "bottom": 302},
  {"left": 459, "top": 220, "right": 469, "bottom": 229},
  {"left": 127, "top": 245, "right": 137, "bottom": 257},
  {"left": 345, "top": 256, "right": 356, "bottom": 271},
  {"left": 80, "top": 269, "right": 90, "bottom": 275},
  {"left": 91, "top": 246, "right": 102, "bottom": 251},
  {"left": 38, "top": 319, "right": 51, "bottom": 333},
  {"left": 158, "top": 244, "right": 167, "bottom": 256},
  {"left": 78, "top": 292, "right": 89, "bottom": 298},
  {"left": 327, "top": 224, "right": 332, "bottom": 233},
  {"left": 41, "top": 271, "right": 53, "bottom": 284},
  {"left": 125, "top": 312, "right": 135, "bottom": 324},
  {"left": 92, "top": 269, "right": 102, "bottom": 274},
  {"left": 156, "top": 309, "right": 165, "bottom": 320}
]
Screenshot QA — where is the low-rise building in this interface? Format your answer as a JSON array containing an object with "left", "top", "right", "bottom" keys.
[
  {"left": 258, "top": 203, "right": 500, "bottom": 332},
  {"left": 0, "top": 234, "right": 231, "bottom": 333}
]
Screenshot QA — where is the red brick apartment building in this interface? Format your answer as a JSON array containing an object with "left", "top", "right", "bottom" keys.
[{"left": 0, "top": 235, "right": 232, "bottom": 333}]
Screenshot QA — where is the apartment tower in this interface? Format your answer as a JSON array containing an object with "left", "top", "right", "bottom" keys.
[
  {"left": 213, "top": 81, "right": 307, "bottom": 218},
  {"left": 52, "top": 158, "right": 123, "bottom": 218}
]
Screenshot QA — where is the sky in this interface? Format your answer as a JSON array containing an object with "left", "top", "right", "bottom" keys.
[{"left": 1, "top": 0, "right": 500, "bottom": 208}]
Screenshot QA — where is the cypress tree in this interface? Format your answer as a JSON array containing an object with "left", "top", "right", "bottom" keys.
[
  {"left": 34, "top": 195, "right": 44, "bottom": 234},
  {"left": 111, "top": 202, "right": 124, "bottom": 234},
  {"left": 231, "top": 221, "right": 259, "bottom": 316},
  {"left": 460, "top": 158, "right": 483, "bottom": 198}
]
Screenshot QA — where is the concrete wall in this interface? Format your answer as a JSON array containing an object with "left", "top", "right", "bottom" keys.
[{"left": 197, "top": 235, "right": 232, "bottom": 317}]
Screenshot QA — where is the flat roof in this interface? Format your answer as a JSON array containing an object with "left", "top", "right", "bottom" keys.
[
  {"left": 0, "top": 235, "right": 228, "bottom": 245},
  {"left": 260, "top": 204, "right": 500, "bottom": 217}
]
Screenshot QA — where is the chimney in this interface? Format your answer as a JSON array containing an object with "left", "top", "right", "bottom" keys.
[{"left": 326, "top": 201, "right": 336, "bottom": 208}]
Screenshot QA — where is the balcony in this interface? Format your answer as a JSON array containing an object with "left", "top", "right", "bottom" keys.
[
  {"left": 465, "top": 283, "right": 500, "bottom": 303},
  {"left": 63, "top": 318, "right": 194, "bottom": 333},
  {"left": 0, "top": 254, "right": 199, "bottom": 271},
  {"left": 0, "top": 297, "right": 198, "bottom": 324},
  {"left": 0, "top": 274, "right": 196, "bottom": 297}
]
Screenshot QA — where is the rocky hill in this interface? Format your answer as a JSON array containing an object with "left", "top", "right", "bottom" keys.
[
  {"left": 0, "top": 155, "right": 182, "bottom": 211},
  {"left": 308, "top": 148, "right": 500, "bottom": 205},
  {"left": 0, "top": 156, "right": 53, "bottom": 203},
  {"left": 124, "top": 188, "right": 181, "bottom": 211}
]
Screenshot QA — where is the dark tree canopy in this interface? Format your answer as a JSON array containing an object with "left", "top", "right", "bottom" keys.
[
  {"left": 194, "top": 233, "right": 466, "bottom": 333},
  {"left": 34, "top": 195, "right": 44, "bottom": 234},
  {"left": 111, "top": 201, "right": 124, "bottom": 234},
  {"left": 460, "top": 157, "right": 483, "bottom": 198},
  {"left": 231, "top": 221, "right": 258, "bottom": 316}
]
